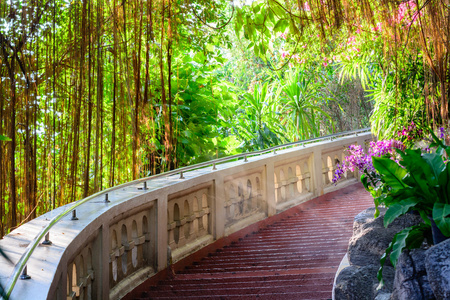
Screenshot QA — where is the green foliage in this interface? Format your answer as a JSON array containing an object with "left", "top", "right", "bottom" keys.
[
  {"left": 433, "top": 203, "right": 450, "bottom": 237},
  {"left": 0, "top": 135, "right": 10, "bottom": 141},
  {"left": 279, "top": 68, "right": 333, "bottom": 140},
  {"left": 372, "top": 132, "right": 450, "bottom": 284},
  {"left": 383, "top": 199, "right": 419, "bottom": 227},
  {"left": 372, "top": 156, "right": 407, "bottom": 191},
  {"left": 171, "top": 50, "right": 234, "bottom": 165},
  {"left": 377, "top": 223, "right": 430, "bottom": 284},
  {"left": 337, "top": 51, "right": 376, "bottom": 90},
  {"left": 233, "top": 82, "right": 287, "bottom": 151},
  {"left": 367, "top": 56, "right": 426, "bottom": 140}
]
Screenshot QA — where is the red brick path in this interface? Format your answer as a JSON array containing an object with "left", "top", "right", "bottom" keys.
[{"left": 127, "top": 183, "right": 373, "bottom": 300}]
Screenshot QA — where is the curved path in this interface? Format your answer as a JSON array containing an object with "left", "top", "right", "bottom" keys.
[{"left": 127, "top": 183, "right": 373, "bottom": 300}]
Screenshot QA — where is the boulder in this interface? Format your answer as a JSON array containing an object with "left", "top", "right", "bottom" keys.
[
  {"left": 334, "top": 263, "right": 395, "bottom": 300},
  {"left": 348, "top": 208, "right": 423, "bottom": 268},
  {"left": 334, "top": 265, "right": 378, "bottom": 300},
  {"left": 391, "top": 249, "right": 435, "bottom": 300},
  {"left": 375, "top": 292, "right": 392, "bottom": 300},
  {"left": 425, "top": 238, "right": 450, "bottom": 299},
  {"left": 353, "top": 207, "right": 386, "bottom": 236}
]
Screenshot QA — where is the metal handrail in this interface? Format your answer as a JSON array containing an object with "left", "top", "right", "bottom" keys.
[{"left": 2, "top": 127, "right": 371, "bottom": 299}]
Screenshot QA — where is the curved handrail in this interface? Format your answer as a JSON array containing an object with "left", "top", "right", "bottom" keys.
[{"left": 3, "top": 127, "right": 371, "bottom": 299}]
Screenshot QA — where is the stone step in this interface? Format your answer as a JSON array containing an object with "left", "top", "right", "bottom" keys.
[
  {"left": 135, "top": 291, "right": 333, "bottom": 299},
  {"left": 127, "top": 183, "right": 373, "bottom": 300},
  {"left": 156, "top": 273, "right": 333, "bottom": 286},
  {"left": 141, "top": 284, "right": 333, "bottom": 298},
  {"left": 200, "top": 253, "right": 344, "bottom": 263},
  {"left": 151, "top": 278, "right": 333, "bottom": 291}
]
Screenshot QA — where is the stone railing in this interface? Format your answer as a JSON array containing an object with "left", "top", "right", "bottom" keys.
[{"left": 0, "top": 129, "right": 372, "bottom": 300}]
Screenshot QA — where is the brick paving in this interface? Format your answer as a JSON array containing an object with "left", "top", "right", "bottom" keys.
[{"left": 128, "top": 183, "right": 373, "bottom": 300}]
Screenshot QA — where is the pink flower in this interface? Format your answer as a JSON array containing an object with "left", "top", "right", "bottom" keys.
[
  {"left": 347, "top": 36, "right": 356, "bottom": 45},
  {"left": 356, "top": 28, "right": 361, "bottom": 34},
  {"left": 279, "top": 29, "right": 288, "bottom": 39},
  {"left": 396, "top": 0, "right": 421, "bottom": 26},
  {"left": 374, "top": 22, "right": 382, "bottom": 32},
  {"left": 304, "top": 2, "right": 311, "bottom": 11},
  {"left": 281, "top": 50, "right": 289, "bottom": 58}
]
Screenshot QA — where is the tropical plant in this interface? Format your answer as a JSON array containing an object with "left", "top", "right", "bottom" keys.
[
  {"left": 279, "top": 68, "right": 334, "bottom": 140},
  {"left": 170, "top": 50, "right": 233, "bottom": 165},
  {"left": 233, "top": 82, "right": 287, "bottom": 151}
]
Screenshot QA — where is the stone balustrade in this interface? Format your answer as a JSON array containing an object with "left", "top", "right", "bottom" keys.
[{"left": 0, "top": 131, "right": 372, "bottom": 300}]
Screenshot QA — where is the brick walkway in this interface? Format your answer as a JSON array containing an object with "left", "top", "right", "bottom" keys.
[{"left": 128, "top": 183, "right": 373, "bottom": 300}]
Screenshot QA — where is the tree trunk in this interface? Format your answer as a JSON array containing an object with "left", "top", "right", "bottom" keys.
[
  {"left": 167, "top": 0, "right": 173, "bottom": 169},
  {"left": 160, "top": 0, "right": 171, "bottom": 171},
  {"left": 84, "top": 0, "right": 93, "bottom": 198},
  {"left": 9, "top": 59, "right": 17, "bottom": 228}
]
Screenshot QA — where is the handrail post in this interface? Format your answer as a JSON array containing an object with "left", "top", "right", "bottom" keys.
[
  {"left": 42, "top": 232, "right": 52, "bottom": 245},
  {"left": 71, "top": 210, "right": 79, "bottom": 220},
  {"left": 20, "top": 266, "right": 31, "bottom": 280}
]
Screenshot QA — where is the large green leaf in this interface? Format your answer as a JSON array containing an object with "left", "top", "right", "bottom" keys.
[
  {"left": 273, "top": 19, "right": 288, "bottom": 33},
  {"left": 378, "top": 242, "right": 393, "bottom": 285},
  {"left": 383, "top": 223, "right": 429, "bottom": 270},
  {"left": 396, "top": 149, "right": 439, "bottom": 202},
  {"left": 377, "top": 225, "right": 426, "bottom": 285},
  {"left": 269, "top": 0, "right": 286, "bottom": 17},
  {"left": 0, "top": 135, "right": 10, "bottom": 141},
  {"left": 422, "top": 152, "right": 445, "bottom": 181},
  {"left": 437, "top": 164, "right": 450, "bottom": 203},
  {"left": 433, "top": 203, "right": 450, "bottom": 237},
  {"left": 389, "top": 227, "right": 412, "bottom": 267},
  {"left": 372, "top": 157, "right": 407, "bottom": 190},
  {"left": 383, "top": 198, "right": 419, "bottom": 227}
]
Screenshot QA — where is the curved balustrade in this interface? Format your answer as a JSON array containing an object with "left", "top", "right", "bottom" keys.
[{"left": 0, "top": 129, "right": 372, "bottom": 300}]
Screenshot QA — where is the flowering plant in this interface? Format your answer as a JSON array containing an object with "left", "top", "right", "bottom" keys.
[
  {"left": 373, "top": 130, "right": 450, "bottom": 284},
  {"left": 333, "top": 140, "right": 405, "bottom": 215},
  {"left": 396, "top": 121, "right": 424, "bottom": 144},
  {"left": 334, "top": 130, "right": 450, "bottom": 285}
]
